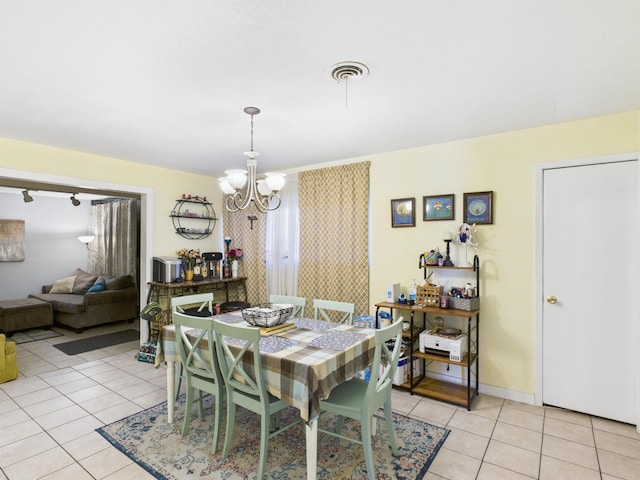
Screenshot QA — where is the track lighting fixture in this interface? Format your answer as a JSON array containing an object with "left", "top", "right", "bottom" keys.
[
  {"left": 22, "top": 190, "right": 34, "bottom": 203},
  {"left": 70, "top": 194, "right": 81, "bottom": 206}
]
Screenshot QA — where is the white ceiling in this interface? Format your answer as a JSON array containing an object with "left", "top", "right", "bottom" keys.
[{"left": 1, "top": 1, "right": 640, "bottom": 178}]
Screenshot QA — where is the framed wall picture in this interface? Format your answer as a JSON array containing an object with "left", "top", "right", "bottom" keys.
[
  {"left": 463, "top": 191, "right": 493, "bottom": 224},
  {"left": 0, "top": 219, "right": 25, "bottom": 261},
  {"left": 390, "top": 198, "right": 415, "bottom": 227},
  {"left": 423, "top": 194, "right": 454, "bottom": 221}
]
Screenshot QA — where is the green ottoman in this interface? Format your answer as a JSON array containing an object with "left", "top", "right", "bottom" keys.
[{"left": 0, "top": 298, "right": 54, "bottom": 334}]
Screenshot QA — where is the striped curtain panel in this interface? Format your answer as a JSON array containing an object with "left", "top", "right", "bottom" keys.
[{"left": 297, "top": 161, "right": 370, "bottom": 318}]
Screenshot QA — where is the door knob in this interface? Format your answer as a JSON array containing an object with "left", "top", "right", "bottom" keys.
[{"left": 546, "top": 295, "right": 557, "bottom": 304}]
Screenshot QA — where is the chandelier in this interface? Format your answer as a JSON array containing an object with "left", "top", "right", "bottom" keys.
[{"left": 219, "top": 107, "right": 286, "bottom": 212}]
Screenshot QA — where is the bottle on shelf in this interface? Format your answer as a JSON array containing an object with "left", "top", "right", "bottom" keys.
[
  {"left": 409, "top": 279, "right": 417, "bottom": 303},
  {"left": 201, "top": 262, "right": 208, "bottom": 278}
]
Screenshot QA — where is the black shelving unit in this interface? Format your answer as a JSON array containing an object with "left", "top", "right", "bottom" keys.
[
  {"left": 170, "top": 198, "right": 217, "bottom": 239},
  {"left": 375, "top": 255, "right": 480, "bottom": 410}
]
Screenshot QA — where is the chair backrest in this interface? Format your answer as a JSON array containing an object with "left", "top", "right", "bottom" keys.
[
  {"left": 213, "top": 319, "right": 269, "bottom": 402},
  {"left": 173, "top": 311, "right": 222, "bottom": 385},
  {"left": 313, "top": 298, "right": 355, "bottom": 325},
  {"left": 171, "top": 293, "right": 214, "bottom": 319},
  {"left": 269, "top": 294, "right": 307, "bottom": 317},
  {"left": 366, "top": 317, "right": 404, "bottom": 399}
]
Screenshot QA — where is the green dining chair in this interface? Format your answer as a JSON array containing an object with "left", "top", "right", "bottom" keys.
[
  {"left": 269, "top": 294, "right": 306, "bottom": 317},
  {"left": 318, "top": 317, "right": 404, "bottom": 480},
  {"left": 213, "top": 318, "right": 301, "bottom": 480},
  {"left": 313, "top": 298, "right": 355, "bottom": 325},
  {"left": 171, "top": 293, "right": 215, "bottom": 401},
  {"left": 172, "top": 311, "right": 224, "bottom": 454},
  {"left": 171, "top": 293, "right": 215, "bottom": 317}
]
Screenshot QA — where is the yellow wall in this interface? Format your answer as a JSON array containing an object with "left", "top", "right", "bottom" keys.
[
  {"left": 1, "top": 110, "right": 639, "bottom": 398},
  {"left": 369, "top": 110, "right": 640, "bottom": 397},
  {"left": 0, "top": 137, "right": 225, "bottom": 256}
]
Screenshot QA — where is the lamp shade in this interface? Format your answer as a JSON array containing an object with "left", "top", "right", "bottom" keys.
[
  {"left": 256, "top": 179, "right": 272, "bottom": 196},
  {"left": 225, "top": 169, "right": 248, "bottom": 190},
  {"left": 265, "top": 172, "right": 286, "bottom": 192},
  {"left": 78, "top": 235, "right": 95, "bottom": 244},
  {"left": 219, "top": 177, "right": 236, "bottom": 195}
]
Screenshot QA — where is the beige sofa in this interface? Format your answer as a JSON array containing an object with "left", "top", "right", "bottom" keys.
[{"left": 29, "top": 268, "right": 139, "bottom": 332}]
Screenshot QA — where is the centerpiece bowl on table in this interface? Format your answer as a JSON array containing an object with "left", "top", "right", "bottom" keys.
[{"left": 242, "top": 303, "right": 294, "bottom": 328}]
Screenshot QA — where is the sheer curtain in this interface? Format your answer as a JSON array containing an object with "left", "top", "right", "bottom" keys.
[
  {"left": 266, "top": 177, "right": 299, "bottom": 296},
  {"left": 87, "top": 198, "right": 138, "bottom": 281}
]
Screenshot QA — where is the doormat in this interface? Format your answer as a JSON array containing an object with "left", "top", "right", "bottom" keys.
[
  {"left": 53, "top": 329, "right": 139, "bottom": 355},
  {"left": 97, "top": 394, "right": 450, "bottom": 479},
  {"left": 10, "top": 328, "right": 63, "bottom": 344}
]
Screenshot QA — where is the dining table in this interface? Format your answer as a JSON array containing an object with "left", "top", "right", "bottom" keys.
[{"left": 154, "top": 313, "right": 378, "bottom": 480}]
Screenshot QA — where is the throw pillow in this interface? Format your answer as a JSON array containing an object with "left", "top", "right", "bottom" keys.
[
  {"left": 72, "top": 268, "right": 99, "bottom": 295},
  {"left": 87, "top": 278, "right": 106, "bottom": 293},
  {"left": 105, "top": 275, "right": 134, "bottom": 290},
  {"left": 49, "top": 275, "right": 77, "bottom": 294}
]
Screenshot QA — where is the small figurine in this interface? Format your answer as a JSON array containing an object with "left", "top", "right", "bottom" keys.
[{"left": 455, "top": 223, "right": 478, "bottom": 267}]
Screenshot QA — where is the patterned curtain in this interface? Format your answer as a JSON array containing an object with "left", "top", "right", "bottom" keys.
[
  {"left": 88, "top": 198, "right": 138, "bottom": 281},
  {"left": 298, "top": 161, "right": 370, "bottom": 317},
  {"left": 222, "top": 202, "right": 267, "bottom": 305}
]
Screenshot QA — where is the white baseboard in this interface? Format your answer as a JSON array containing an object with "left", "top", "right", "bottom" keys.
[{"left": 478, "top": 383, "right": 535, "bottom": 405}]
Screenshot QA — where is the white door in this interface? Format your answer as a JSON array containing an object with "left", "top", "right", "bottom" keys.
[{"left": 542, "top": 159, "right": 637, "bottom": 423}]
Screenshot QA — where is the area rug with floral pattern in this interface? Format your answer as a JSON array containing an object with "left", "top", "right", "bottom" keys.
[{"left": 97, "top": 395, "right": 449, "bottom": 479}]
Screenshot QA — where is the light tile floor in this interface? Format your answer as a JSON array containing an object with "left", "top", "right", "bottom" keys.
[{"left": 1, "top": 322, "right": 639, "bottom": 479}]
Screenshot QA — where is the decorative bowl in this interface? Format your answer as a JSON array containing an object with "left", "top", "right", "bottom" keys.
[{"left": 241, "top": 303, "right": 294, "bottom": 328}]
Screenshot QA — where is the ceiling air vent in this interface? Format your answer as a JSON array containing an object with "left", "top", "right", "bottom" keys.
[{"left": 330, "top": 62, "right": 370, "bottom": 82}]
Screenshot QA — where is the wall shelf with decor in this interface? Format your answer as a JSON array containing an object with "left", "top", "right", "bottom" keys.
[
  {"left": 375, "top": 255, "right": 480, "bottom": 410},
  {"left": 170, "top": 197, "right": 217, "bottom": 240}
]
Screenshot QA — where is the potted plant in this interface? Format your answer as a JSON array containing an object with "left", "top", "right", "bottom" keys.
[{"left": 227, "top": 248, "right": 243, "bottom": 278}]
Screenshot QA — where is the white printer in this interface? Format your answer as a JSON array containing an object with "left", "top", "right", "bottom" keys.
[{"left": 419, "top": 330, "right": 467, "bottom": 362}]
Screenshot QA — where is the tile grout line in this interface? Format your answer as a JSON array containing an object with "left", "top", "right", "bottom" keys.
[
  {"left": 588, "top": 416, "right": 604, "bottom": 480},
  {"left": 538, "top": 406, "right": 546, "bottom": 480}
]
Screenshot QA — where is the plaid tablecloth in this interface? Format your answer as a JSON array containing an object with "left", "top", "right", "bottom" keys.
[{"left": 155, "top": 314, "right": 377, "bottom": 422}]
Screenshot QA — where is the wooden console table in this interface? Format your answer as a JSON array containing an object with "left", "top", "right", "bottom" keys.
[{"left": 146, "top": 277, "right": 248, "bottom": 316}]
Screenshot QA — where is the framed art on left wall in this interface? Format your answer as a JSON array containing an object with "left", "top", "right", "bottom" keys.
[{"left": 0, "top": 219, "right": 25, "bottom": 261}]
